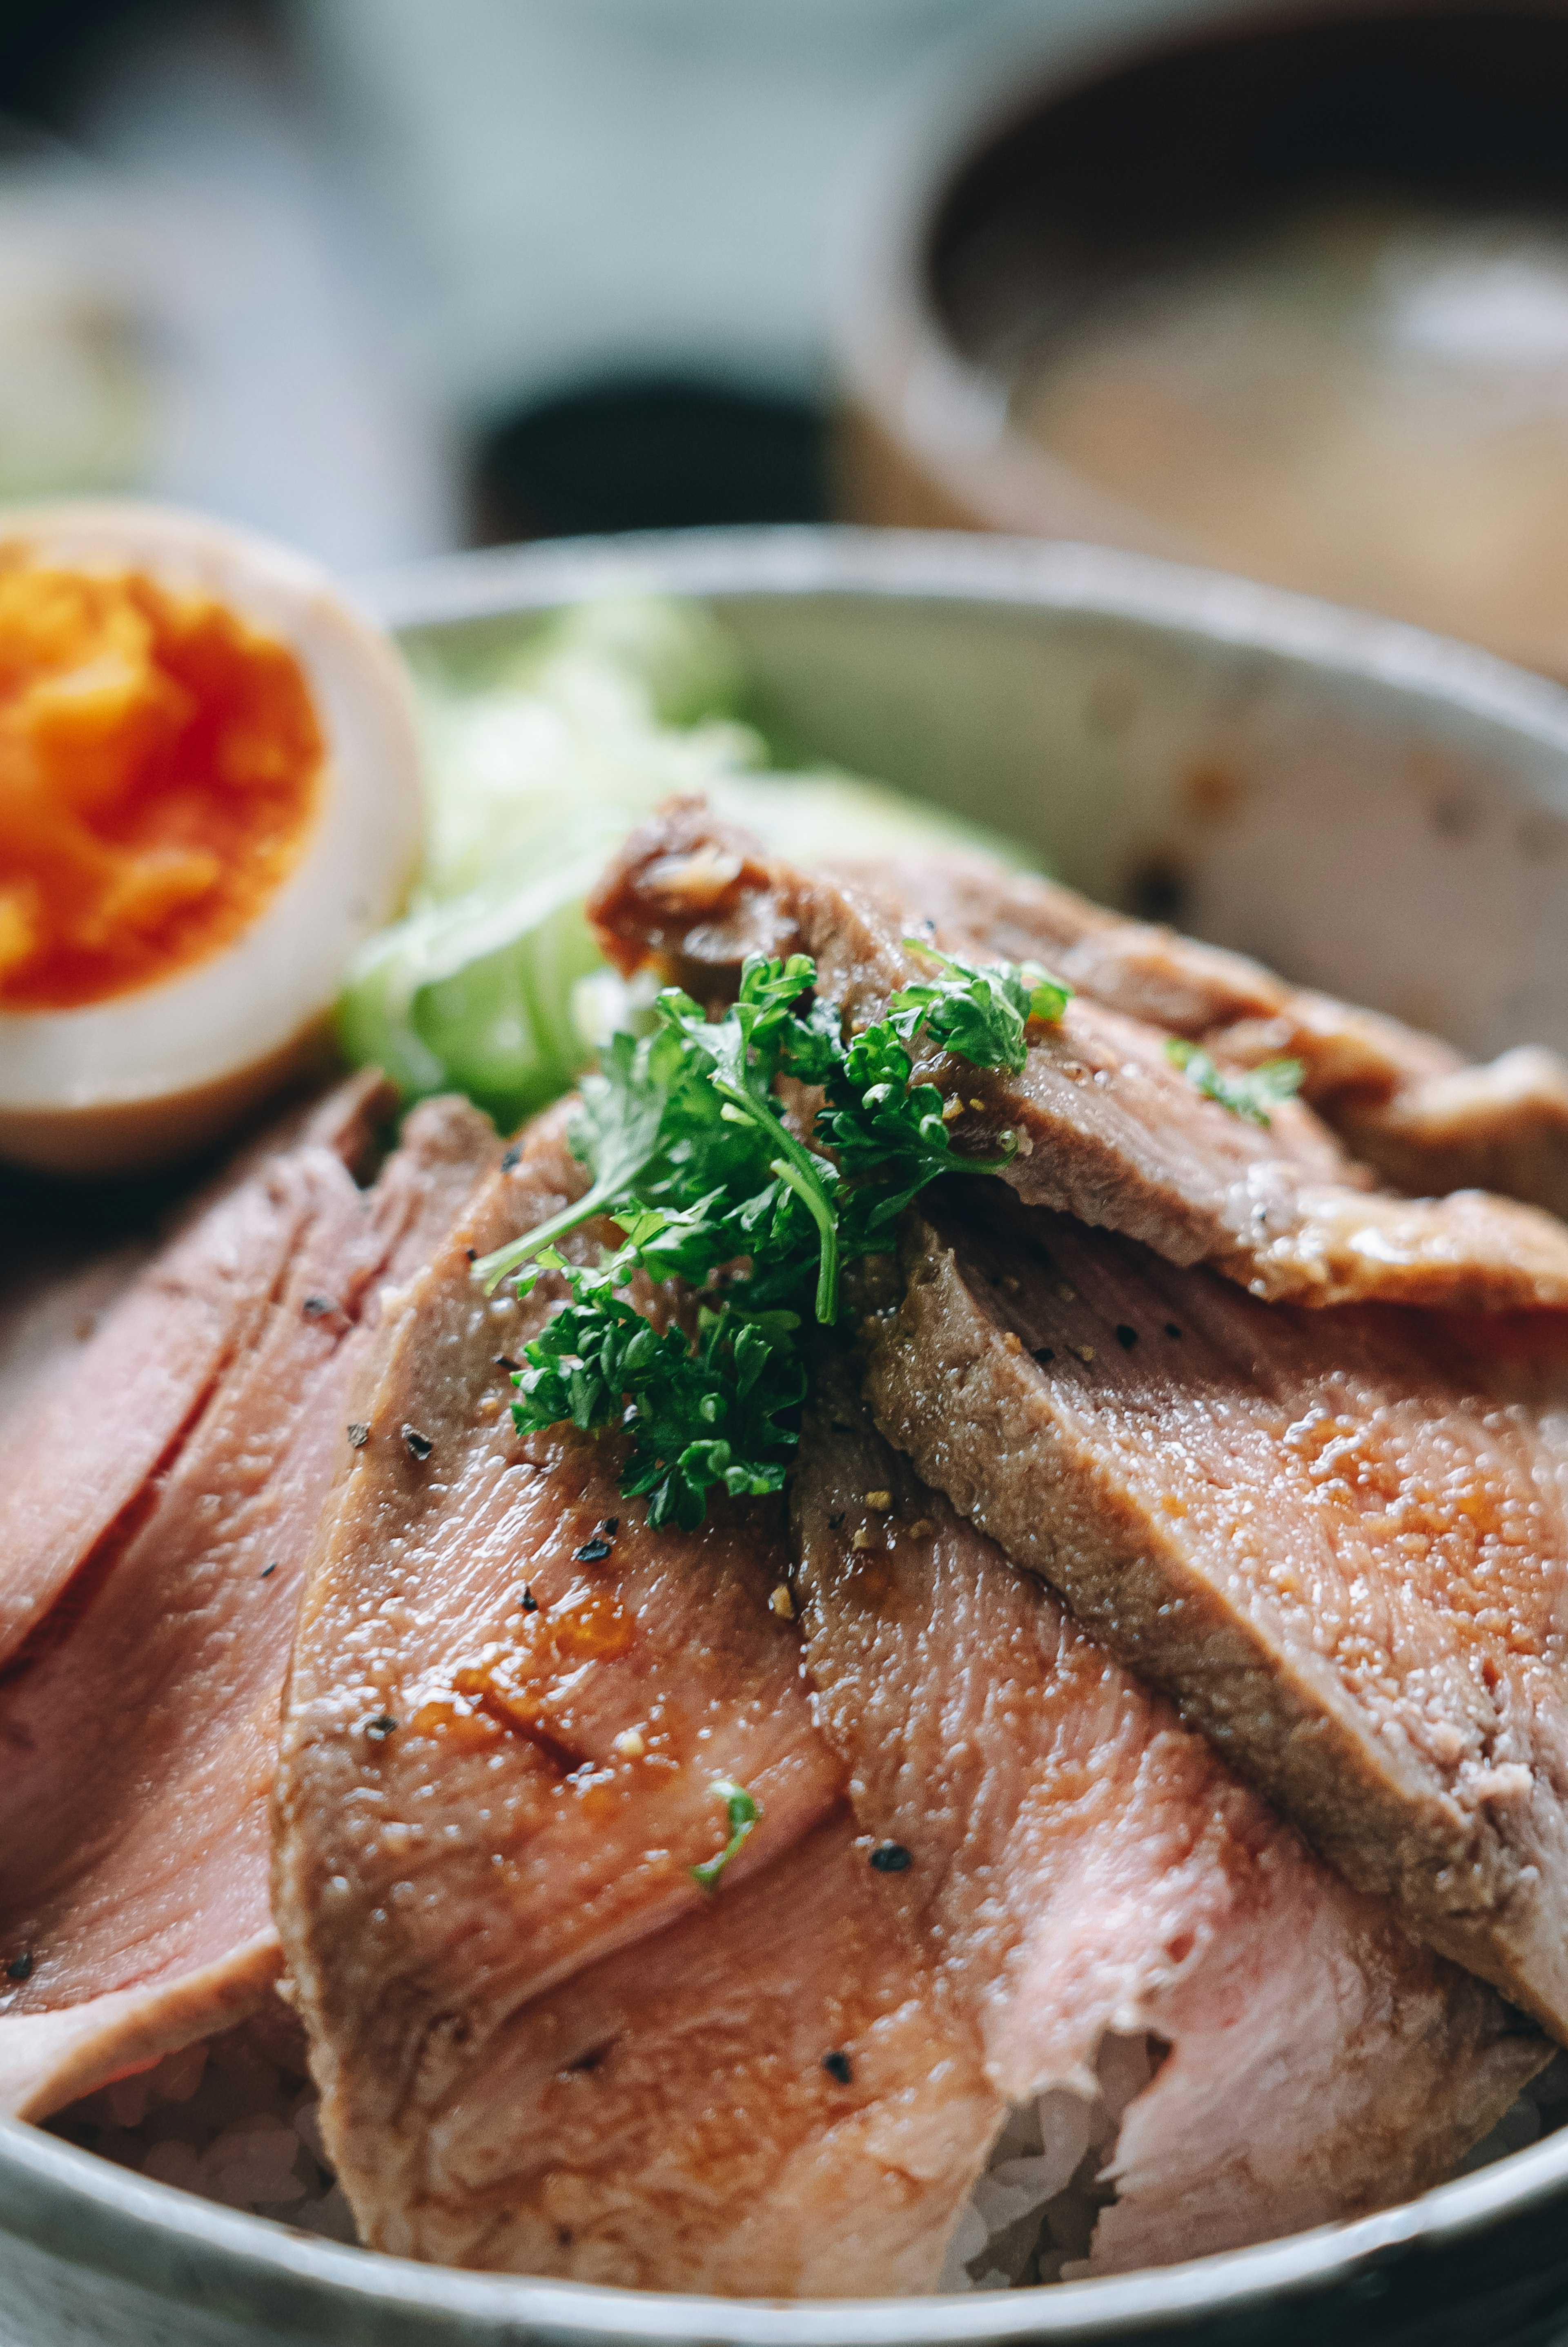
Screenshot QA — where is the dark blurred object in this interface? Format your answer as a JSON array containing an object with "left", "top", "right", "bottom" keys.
[
  {"left": 0, "top": 0, "right": 278, "bottom": 128},
  {"left": 471, "top": 375, "right": 827, "bottom": 543}
]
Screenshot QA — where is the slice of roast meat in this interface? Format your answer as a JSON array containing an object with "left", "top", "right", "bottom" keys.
[
  {"left": 0, "top": 1072, "right": 389, "bottom": 1669},
  {"left": 589, "top": 802, "right": 1568, "bottom": 1310},
  {"left": 272, "top": 1105, "right": 1002, "bottom": 2293},
  {"left": 419, "top": 1807, "right": 1002, "bottom": 2293},
  {"left": 854, "top": 1183, "right": 1568, "bottom": 2037},
  {"left": 0, "top": 1089, "right": 494, "bottom": 2121},
  {"left": 791, "top": 1358, "right": 1541, "bottom": 2274},
  {"left": 829, "top": 851, "right": 1568, "bottom": 1220}
]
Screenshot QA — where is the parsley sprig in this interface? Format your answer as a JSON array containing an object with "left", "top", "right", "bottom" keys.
[
  {"left": 513, "top": 1241, "right": 805, "bottom": 1530},
  {"left": 1165, "top": 1037, "right": 1305, "bottom": 1127},
  {"left": 692, "top": 1779, "right": 760, "bottom": 1890},
  {"left": 474, "top": 937, "right": 1070, "bottom": 1527},
  {"left": 890, "top": 938, "right": 1071, "bottom": 1074}
]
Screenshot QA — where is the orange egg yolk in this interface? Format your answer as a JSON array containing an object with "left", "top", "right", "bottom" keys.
[{"left": 0, "top": 560, "right": 323, "bottom": 1013}]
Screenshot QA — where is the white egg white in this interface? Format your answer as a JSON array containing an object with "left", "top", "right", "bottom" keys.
[{"left": 0, "top": 500, "right": 423, "bottom": 1173}]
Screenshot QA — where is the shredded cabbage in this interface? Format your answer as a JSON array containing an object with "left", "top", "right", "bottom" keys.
[{"left": 339, "top": 596, "right": 1030, "bottom": 1131}]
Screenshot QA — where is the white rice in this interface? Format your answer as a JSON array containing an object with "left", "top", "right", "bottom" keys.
[
  {"left": 48, "top": 2017, "right": 1568, "bottom": 2284},
  {"left": 48, "top": 2015, "right": 355, "bottom": 2246}
]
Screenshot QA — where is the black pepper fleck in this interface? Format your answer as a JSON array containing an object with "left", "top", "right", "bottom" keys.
[
  {"left": 870, "top": 1842, "right": 911, "bottom": 1873},
  {"left": 575, "top": 1537, "right": 612, "bottom": 1563},
  {"left": 827, "top": 1512, "right": 844, "bottom": 1532},
  {"left": 365, "top": 1715, "right": 397, "bottom": 1742},
  {"left": 519, "top": 1587, "right": 539, "bottom": 1613},
  {"left": 346, "top": 1422, "right": 370, "bottom": 1449},
  {"left": 494, "top": 1354, "right": 520, "bottom": 1373},
  {"left": 465, "top": 1248, "right": 477, "bottom": 1263},
  {"left": 1165, "top": 1322, "right": 1183, "bottom": 1339},
  {"left": 601, "top": 1518, "right": 619, "bottom": 1536},
  {"left": 831, "top": 1421, "right": 855, "bottom": 1435},
  {"left": 1115, "top": 1325, "right": 1138, "bottom": 1349},
  {"left": 1032, "top": 1346, "right": 1055, "bottom": 1366},
  {"left": 302, "top": 1294, "right": 338, "bottom": 1319},
  {"left": 259, "top": 1562, "right": 278, "bottom": 1580},
  {"left": 6, "top": 1952, "right": 34, "bottom": 1982},
  {"left": 821, "top": 2050, "right": 853, "bottom": 2085},
  {"left": 501, "top": 1145, "right": 523, "bottom": 1173},
  {"left": 402, "top": 1425, "right": 434, "bottom": 1462}
]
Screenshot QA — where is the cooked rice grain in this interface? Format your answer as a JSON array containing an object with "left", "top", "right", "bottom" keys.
[{"left": 47, "top": 2016, "right": 1568, "bottom": 2283}]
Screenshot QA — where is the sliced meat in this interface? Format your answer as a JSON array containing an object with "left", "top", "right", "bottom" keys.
[
  {"left": 1332, "top": 1049, "right": 1568, "bottom": 1220},
  {"left": 791, "top": 1360, "right": 1541, "bottom": 2273},
  {"left": 272, "top": 1105, "right": 1001, "bottom": 2293},
  {"left": 834, "top": 850, "right": 1568, "bottom": 1218},
  {"left": 0, "top": 1073, "right": 389, "bottom": 1668},
  {"left": 854, "top": 1184, "right": 1568, "bottom": 2037},
  {"left": 0, "top": 1091, "right": 494, "bottom": 2121},
  {"left": 0, "top": 1243, "right": 154, "bottom": 1440},
  {"left": 375, "top": 1808, "right": 1000, "bottom": 2293},
  {"left": 589, "top": 802, "right": 1568, "bottom": 1311}
]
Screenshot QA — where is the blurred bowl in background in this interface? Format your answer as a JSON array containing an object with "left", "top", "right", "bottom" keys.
[{"left": 835, "top": 1, "right": 1568, "bottom": 680}]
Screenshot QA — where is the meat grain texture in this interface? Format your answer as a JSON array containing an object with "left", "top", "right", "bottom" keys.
[
  {"left": 0, "top": 1080, "right": 494, "bottom": 2120},
  {"left": 272, "top": 1107, "right": 1000, "bottom": 2296},
  {"left": 840, "top": 851, "right": 1568, "bottom": 1218},
  {"left": 792, "top": 1359, "right": 1541, "bottom": 2273},
  {"left": 274, "top": 1103, "right": 1542, "bottom": 2293},
  {"left": 590, "top": 801, "right": 1568, "bottom": 1311},
  {"left": 855, "top": 1185, "right": 1568, "bottom": 2039}
]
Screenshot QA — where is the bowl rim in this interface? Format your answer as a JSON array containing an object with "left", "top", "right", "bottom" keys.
[
  {"left": 366, "top": 521, "right": 1568, "bottom": 770},
  {"left": 9, "top": 518, "right": 1568, "bottom": 2344}
]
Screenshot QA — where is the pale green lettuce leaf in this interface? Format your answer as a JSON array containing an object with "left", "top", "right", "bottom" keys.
[{"left": 339, "top": 595, "right": 1029, "bottom": 1131}]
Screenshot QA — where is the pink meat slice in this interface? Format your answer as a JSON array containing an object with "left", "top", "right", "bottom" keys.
[
  {"left": 0, "top": 1073, "right": 388, "bottom": 1669},
  {"left": 364, "top": 1805, "right": 1000, "bottom": 2292},
  {"left": 791, "top": 1361, "right": 1541, "bottom": 2273},
  {"left": 588, "top": 802, "right": 1568, "bottom": 1311},
  {"left": 830, "top": 850, "right": 1568, "bottom": 1220},
  {"left": 854, "top": 1184, "right": 1568, "bottom": 2037},
  {"left": 272, "top": 1104, "right": 1002, "bottom": 2291},
  {"left": 0, "top": 1091, "right": 494, "bottom": 2121}
]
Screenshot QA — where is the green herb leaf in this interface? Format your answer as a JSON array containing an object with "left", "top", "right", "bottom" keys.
[
  {"left": 657, "top": 956, "right": 842, "bottom": 1320},
  {"left": 510, "top": 1246, "right": 804, "bottom": 1531},
  {"left": 473, "top": 1029, "right": 672, "bottom": 1292},
  {"left": 1165, "top": 1037, "right": 1305, "bottom": 1128},
  {"left": 812, "top": 1019, "right": 1015, "bottom": 1257},
  {"left": 490, "top": 939, "right": 1054, "bottom": 1532},
  {"left": 892, "top": 938, "right": 1071, "bottom": 1075},
  {"left": 691, "top": 1778, "right": 760, "bottom": 1889}
]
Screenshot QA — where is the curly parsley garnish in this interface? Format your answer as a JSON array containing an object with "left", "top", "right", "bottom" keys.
[
  {"left": 890, "top": 939, "right": 1071, "bottom": 1074},
  {"left": 692, "top": 1779, "right": 760, "bottom": 1890},
  {"left": 1165, "top": 1036, "right": 1305, "bottom": 1128},
  {"left": 473, "top": 938, "right": 1070, "bottom": 1528}
]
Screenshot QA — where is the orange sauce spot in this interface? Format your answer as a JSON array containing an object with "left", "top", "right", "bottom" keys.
[
  {"left": 406, "top": 1695, "right": 501, "bottom": 1748},
  {"left": 550, "top": 1586, "right": 634, "bottom": 1661},
  {"left": 0, "top": 558, "right": 322, "bottom": 1010}
]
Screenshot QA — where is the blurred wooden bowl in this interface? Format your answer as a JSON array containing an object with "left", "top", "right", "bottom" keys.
[{"left": 833, "top": 0, "right": 1568, "bottom": 676}]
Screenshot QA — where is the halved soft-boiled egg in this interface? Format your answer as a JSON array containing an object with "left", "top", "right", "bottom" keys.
[{"left": 0, "top": 500, "right": 422, "bottom": 1173}]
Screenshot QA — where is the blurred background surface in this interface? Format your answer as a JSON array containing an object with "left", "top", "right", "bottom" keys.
[
  {"left": 9, "top": 0, "right": 1568, "bottom": 685},
  {"left": 0, "top": 0, "right": 1124, "bottom": 564}
]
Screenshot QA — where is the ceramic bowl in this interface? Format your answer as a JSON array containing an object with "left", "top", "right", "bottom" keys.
[
  {"left": 833, "top": 0, "right": 1568, "bottom": 677},
  {"left": 7, "top": 525, "right": 1568, "bottom": 2347}
]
